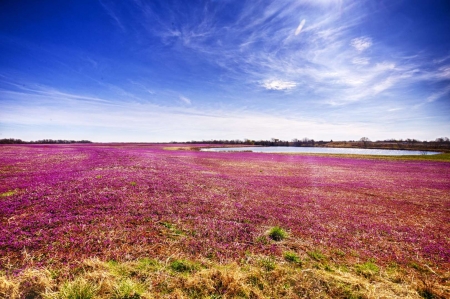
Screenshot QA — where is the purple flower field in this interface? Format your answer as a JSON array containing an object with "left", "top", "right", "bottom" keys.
[{"left": 1, "top": 144, "right": 449, "bottom": 272}]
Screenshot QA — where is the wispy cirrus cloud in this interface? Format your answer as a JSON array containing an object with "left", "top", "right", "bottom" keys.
[
  {"left": 179, "top": 95, "right": 191, "bottom": 105},
  {"left": 262, "top": 80, "right": 297, "bottom": 91},
  {"left": 352, "top": 57, "right": 370, "bottom": 65},
  {"left": 98, "top": 0, "right": 126, "bottom": 32},
  {"left": 426, "top": 85, "right": 450, "bottom": 103},
  {"left": 14, "top": 0, "right": 450, "bottom": 109},
  {"left": 114, "top": 1, "right": 432, "bottom": 106},
  {"left": 295, "top": 19, "right": 306, "bottom": 35},
  {"left": 350, "top": 36, "right": 372, "bottom": 52}
]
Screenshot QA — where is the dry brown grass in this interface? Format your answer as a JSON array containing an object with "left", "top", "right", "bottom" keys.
[
  {"left": 0, "top": 268, "right": 54, "bottom": 299},
  {"left": 1, "top": 256, "right": 448, "bottom": 299}
]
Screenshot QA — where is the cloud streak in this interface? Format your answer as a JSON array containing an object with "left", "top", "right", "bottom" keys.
[
  {"left": 350, "top": 36, "right": 372, "bottom": 52},
  {"left": 295, "top": 19, "right": 306, "bottom": 35},
  {"left": 98, "top": 0, "right": 126, "bottom": 32},
  {"left": 262, "top": 80, "right": 297, "bottom": 91},
  {"left": 179, "top": 95, "right": 191, "bottom": 105}
]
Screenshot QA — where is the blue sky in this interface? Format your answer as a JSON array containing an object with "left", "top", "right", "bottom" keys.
[{"left": 0, "top": 0, "right": 449, "bottom": 142}]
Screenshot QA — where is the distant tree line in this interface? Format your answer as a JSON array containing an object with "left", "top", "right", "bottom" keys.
[
  {"left": 376, "top": 137, "right": 450, "bottom": 143},
  {"left": 183, "top": 138, "right": 329, "bottom": 147},
  {"left": 0, "top": 138, "right": 92, "bottom": 144}
]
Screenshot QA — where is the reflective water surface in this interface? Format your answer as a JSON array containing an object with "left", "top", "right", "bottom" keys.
[{"left": 202, "top": 146, "right": 441, "bottom": 156}]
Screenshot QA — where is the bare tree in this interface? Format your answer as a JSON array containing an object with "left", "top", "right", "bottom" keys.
[{"left": 360, "top": 137, "right": 370, "bottom": 148}]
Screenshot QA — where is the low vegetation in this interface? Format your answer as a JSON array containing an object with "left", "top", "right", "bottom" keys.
[
  {"left": 267, "top": 226, "right": 287, "bottom": 241},
  {"left": 0, "top": 143, "right": 449, "bottom": 298},
  {"left": 2, "top": 256, "right": 448, "bottom": 298}
]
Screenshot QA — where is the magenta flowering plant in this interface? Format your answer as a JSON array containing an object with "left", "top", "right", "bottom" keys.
[{"left": 0, "top": 143, "right": 449, "bottom": 272}]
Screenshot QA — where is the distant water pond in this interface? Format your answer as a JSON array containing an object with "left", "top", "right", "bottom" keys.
[{"left": 202, "top": 146, "right": 441, "bottom": 156}]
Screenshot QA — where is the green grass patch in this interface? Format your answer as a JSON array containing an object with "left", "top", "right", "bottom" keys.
[
  {"left": 107, "top": 260, "right": 131, "bottom": 277},
  {"left": 111, "top": 279, "right": 144, "bottom": 299},
  {"left": 267, "top": 226, "right": 287, "bottom": 241},
  {"left": 285, "top": 152, "right": 450, "bottom": 162},
  {"left": 258, "top": 256, "right": 276, "bottom": 271},
  {"left": 50, "top": 278, "right": 98, "bottom": 299},
  {"left": 283, "top": 251, "right": 301, "bottom": 265},
  {"left": 160, "top": 221, "right": 184, "bottom": 236},
  {"left": 355, "top": 260, "right": 379, "bottom": 278},
  {"left": 136, "top": 258, "right": 159, "bottom": 271},
  {"left": 362, "top": 152, "right": 450, "bottom": 162},
  {"left": 169, "top": 259, "right": 198, "bottom": 273},
  {"left": 307, "top": 250, "right": 325, "bottom": 261},
  {"left": 1, "top": 190, "right": 16, "bottom": 197}
]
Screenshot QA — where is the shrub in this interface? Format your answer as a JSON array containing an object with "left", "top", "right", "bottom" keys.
[{"left": 268, "top": 226, "right": 287, "bottom": 241}]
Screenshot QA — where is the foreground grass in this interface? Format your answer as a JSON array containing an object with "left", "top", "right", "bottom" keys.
[{"left": 1, "top": 255, "right": 448, "bottom": 299}]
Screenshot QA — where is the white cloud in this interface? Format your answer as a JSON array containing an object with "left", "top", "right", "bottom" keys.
[
  {"left": 437, "top": 65, "right": 450, "bottom": 79},
  {"left": 262, "top": 80, "right": 297, "bottom": 90},
  {"left": 179, "top": 95, "right": 192, "bottom": 104},
  {"left": 372, "top": 77, "right": 397, "bottom": 95},
  {"left": 295, "top": 19, "right": 306, "bottom": 35},
  {"left": 350, "top": 37, "right": 372, "bottom": 52}
]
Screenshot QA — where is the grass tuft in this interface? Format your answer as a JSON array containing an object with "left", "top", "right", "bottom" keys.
[
  {"left": 0, "top": 190, "right": 16, "bottom": 197},
  {"left": 267, "top": 226, "right": 287, "bottom": 241},
  {"left": 355, "top": 260, "right": 379, "bottom": 278},
  {"left": 307, "top": 250, "right": 325, "bottom": 261},
  {"left": 111, "top": 279, "right": 143, "bottom": 299},
  {"left": 283, "top": 252, "right": 301, "bottom": 265},
  {"left": 258, "top": 256, "right": 276, "bottom": 271},
  {"left": 170, "top": 259, "right": 198, "bottom": 273},
  {"left": 50, "top": 278, "right": 98, "bottom": 299}
]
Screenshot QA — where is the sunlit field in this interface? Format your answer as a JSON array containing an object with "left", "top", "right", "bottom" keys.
[{"left": 1, "top": 144, "right": 449, "bottom": 298}]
